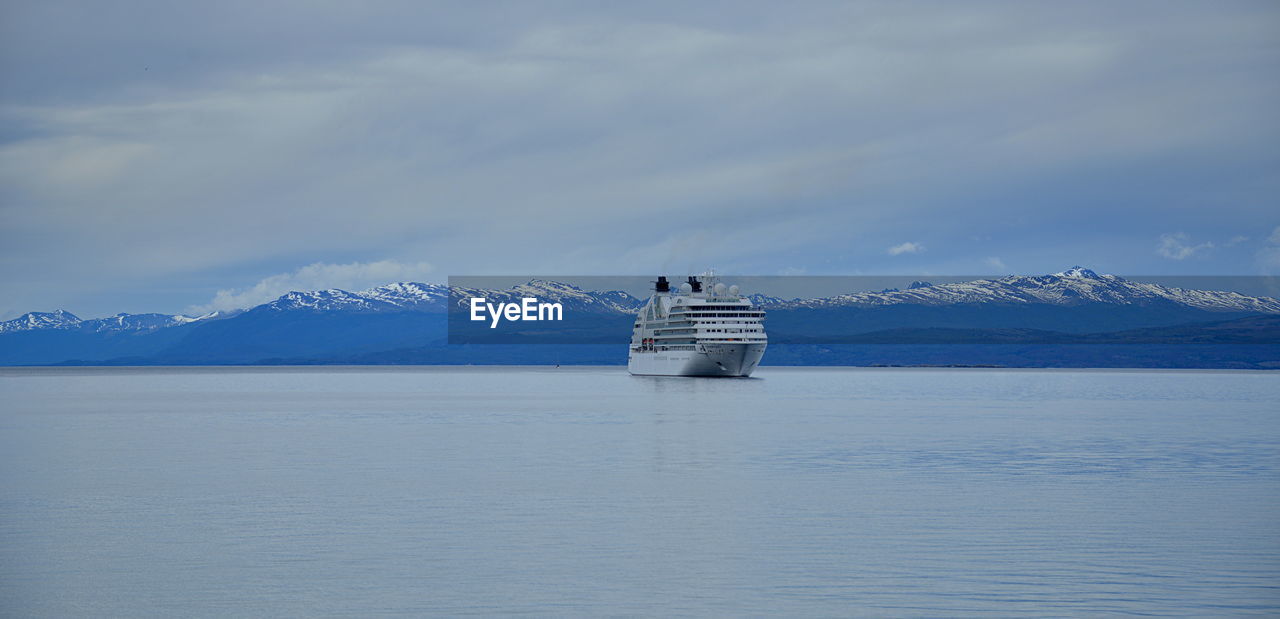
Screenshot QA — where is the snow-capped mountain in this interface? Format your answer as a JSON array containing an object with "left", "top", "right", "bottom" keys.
[
  {"left": 3, "top": 269, "right": 1276, "bottom": 337},
  {"left": 2, "top": 270, "right": 1276, "bottom": 368},
  {"left": 0, "top": 309, "right": 217, "bottom": 334},
  {"left": 0, "top": 280, "right": 640, "bottom": 334},
  {"left": 0, "top": 310, "right": 82, "bottom": 333},
  {"left": 773, "top": 267, "right": 1280, "bottom": 313},
  {"left": 361, "top": 282, "right": 452, "bottom": 310},
  {"left": 746, "top": 293, "right": 789, "bottom": 307},
  {"left": 468, "top": 280, "right": 643, "bottom": 314},
  {"left": 253, "top": 280, "right": 643, "bottom": 315},
  {"left": 258, "top": 289, "right": 406, "bottom": 313},
  {"left": 81, "top": 313, "right": 203, "bottom": 333}
]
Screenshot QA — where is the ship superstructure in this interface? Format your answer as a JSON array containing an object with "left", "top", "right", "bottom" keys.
[{"left": 628, "top": 273, "right": 767, "bottom": 377}]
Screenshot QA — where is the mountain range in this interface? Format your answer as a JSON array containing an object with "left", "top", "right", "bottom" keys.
[
  {"left": 2, "top": 268, "right": 1277, "bottom": 368},
  {"left": 759, "top": 267, "right": 1280, "bottom": 313}
]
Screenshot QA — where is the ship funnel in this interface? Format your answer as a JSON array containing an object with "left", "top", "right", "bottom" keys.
[
  {"left": 655, "top": 276, "right": 670, "bottom": 292},
  {"left": 687, "top": 276, "right": 702, "bottom": 293}
]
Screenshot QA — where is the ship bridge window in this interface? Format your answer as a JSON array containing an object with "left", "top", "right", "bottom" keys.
[{"left": 687, "top": 312, "right": 764, "bottom": 318}]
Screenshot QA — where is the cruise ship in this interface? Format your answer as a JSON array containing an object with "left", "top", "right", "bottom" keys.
[{"left": 628, "top": 274, "right": 768, "bottom": 377}]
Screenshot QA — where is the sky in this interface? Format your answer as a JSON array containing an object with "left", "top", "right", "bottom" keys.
[{"left": 1, "top": 1, "right": 1278, "bottom": 319}]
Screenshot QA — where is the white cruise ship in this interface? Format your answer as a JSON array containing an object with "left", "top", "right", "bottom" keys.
[{"left": 628, "top": 274, "right": 767, "bottom": 377}]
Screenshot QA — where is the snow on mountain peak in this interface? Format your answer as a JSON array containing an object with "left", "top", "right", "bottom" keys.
[
  {"left": 783, "top": 269, "right": 1280, "bottom": 313},
  {"left": 0, "top": 310, "right": 82, "bottom": 333},
  {"left": 256, "top": 279, "right": 641, "bottom": 315},
  {"left": 81, "top": 313, "right": 199, "bottom": 333},
  {"left": 362, "top": 281, "right": 449, "bottom": 299},
  {"left": 0, "top": 309, "right": 208, "bottom": 334},
  {"left": 1055, "top": 266, "right": 1101, "bottom": 279},
  {"left": 261, "top": 288, "right": 395, "bottom": 313},
  {"left": 503, "top": 280, "right": 641, "bottom": 313},
  {"left": 517, "top": 279, "right": 586, "bottom": 293},
  {"left": 360, "top": 282, "right": 450, "bottom": 310},
  {"left": 5, "top": 272, "right": 1277, "bottom": 337}
]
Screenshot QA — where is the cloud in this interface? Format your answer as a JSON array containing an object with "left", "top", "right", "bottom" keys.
[
  {"left": 1257, "top": 227, "right": 1280, "bottom": 273},
  {"left": 1156, "top": 233, "right": 1213, "bottom": 260},
  {"left": 1, "top": 3, "right": 1279, "bottom": 316},
  {"left": 1257, "top": 248, "right": 1280, "bottom": 273},
  {"left": 1225, "top": 235, "right": 1249, "bottom": 247},
  {"left": 984, "top": 256, "right": 1008, "bottom": 271},
  {"left": 187, "top": 260, "right": 434, "bottom": 314},
  {"left": 887, "top": 242, "right": 925, "bottom": 256}
]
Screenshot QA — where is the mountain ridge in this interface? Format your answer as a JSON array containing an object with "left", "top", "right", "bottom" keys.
[
  {"left": 5, "top": 268, "right": 1278, "bottom": 335},
  {"left": 2, "top": 268, "right": 1277, "bottom": 369},
  {"left": 762, "top": 268, "right": 1280, "bottom": 313}
]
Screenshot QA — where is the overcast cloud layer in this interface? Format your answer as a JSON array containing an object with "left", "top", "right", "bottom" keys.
[{"left": 1, "top": 1, "right": 1278, "bottom": 318}]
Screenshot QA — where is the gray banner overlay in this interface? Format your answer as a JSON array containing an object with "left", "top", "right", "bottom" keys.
[{"left": 446, "top": 274, "right": 1280, "bottom": 346}]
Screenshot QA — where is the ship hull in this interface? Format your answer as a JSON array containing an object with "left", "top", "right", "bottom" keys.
[{"left": 628, "top": 343, "right": 766, "bottom": 377}]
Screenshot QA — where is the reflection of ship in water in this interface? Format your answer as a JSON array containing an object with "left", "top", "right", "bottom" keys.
[{"left": 627, "top": 273, "right": 767, "bottom": 377}]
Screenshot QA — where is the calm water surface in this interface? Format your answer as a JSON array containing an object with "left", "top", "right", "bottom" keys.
[{"left": 1, "top": 366, "right": 1278, "bottom": 616}]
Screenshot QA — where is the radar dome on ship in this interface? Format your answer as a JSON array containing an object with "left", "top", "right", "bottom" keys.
[
  {"left": 680, "top": 282, "right": 693, "bottom": 293},
  {"left": 714, "top": 283, "right": 727, "bottom": 296},
  {"left": 729, "top": 285, "right": 739, "bottom": 296}
]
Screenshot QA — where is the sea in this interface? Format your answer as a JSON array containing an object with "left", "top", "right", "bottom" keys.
[{"left": 1, "top": 366, "right": 1277, "bottom": 616}]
